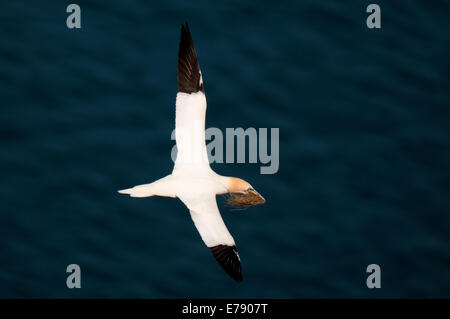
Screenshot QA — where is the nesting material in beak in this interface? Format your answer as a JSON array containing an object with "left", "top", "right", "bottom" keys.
[{"left": 225, "top": 188, "right": 266, "bottom": 209}]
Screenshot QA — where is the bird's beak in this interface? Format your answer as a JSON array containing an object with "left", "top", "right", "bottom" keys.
[
  {"left": 225, "top": 187, "right": 266, "bottom": 208},
  {"left": 247, "top": 188, "right": 266, "bottom": 205}
]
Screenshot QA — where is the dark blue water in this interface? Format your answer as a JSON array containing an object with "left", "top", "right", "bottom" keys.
[{"left": 1, "top": 0, "right": 450, "bottom": 298}]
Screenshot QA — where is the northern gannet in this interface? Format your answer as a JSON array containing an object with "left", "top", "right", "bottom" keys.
[{"left": 118, "top": 23, "right": 265, "bottom": 282}]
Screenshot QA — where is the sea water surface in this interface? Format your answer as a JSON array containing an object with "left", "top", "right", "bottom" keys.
[{"left": 1, "top": 0, "right": 450, "bottom": 298}]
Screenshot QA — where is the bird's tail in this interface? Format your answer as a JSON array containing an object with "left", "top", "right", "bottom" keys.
[
  {"left": 118, "top": 175, "right": 176, "bottom": 198},
  {"left": 118, "top": 184, "right": 154, "bottom": 197}
]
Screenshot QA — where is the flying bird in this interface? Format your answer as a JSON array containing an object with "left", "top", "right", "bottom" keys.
[{"left": 118, "top": 23, "right": 265, "bottom": 282}]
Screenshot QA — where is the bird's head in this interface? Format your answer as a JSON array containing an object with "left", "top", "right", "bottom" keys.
[{"left": 225, "top": 177, "right": 266, "bottom": 208}]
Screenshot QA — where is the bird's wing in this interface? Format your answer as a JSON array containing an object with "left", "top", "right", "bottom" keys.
[
  {"left": 179, "top": 193, "right": 243, "bottom": 282},
  {"left": 173, "top": 23, "right": 210, "bottom": 172},
  {"left": 178, "top": 23, "right": 204, "bottom": 94}
]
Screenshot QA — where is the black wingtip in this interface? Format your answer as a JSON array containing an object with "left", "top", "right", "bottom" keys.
[
  {"left": 210, "top": 245, "right": 243, "bottom": 282},
  {"left": 180, "top": 22, "right": 188, "bottom": 36},
  {"left": 177, "top": 22, "right": 204, "bottom": 94}
]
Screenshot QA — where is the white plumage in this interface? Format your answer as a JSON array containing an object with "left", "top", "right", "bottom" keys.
[{"left": 118, "top": 23, "right": 264, "bottom": 282}]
